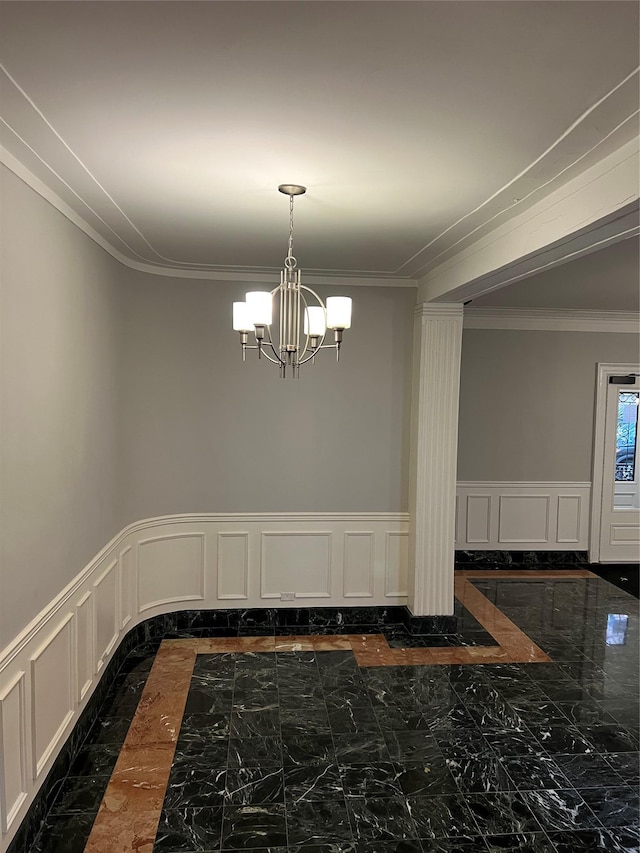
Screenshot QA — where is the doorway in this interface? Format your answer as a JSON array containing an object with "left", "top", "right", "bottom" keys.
[{"left": 591, "top": 363, "right": 640, "bottom": 563}]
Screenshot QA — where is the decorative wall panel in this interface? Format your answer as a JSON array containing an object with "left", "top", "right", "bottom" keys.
[
  {"left": 93, "top": 560, "right": 118, "bottom": 673},
  {"left": 455, "top": 483, "right": 591, "bottom": 550},
  {"left": 138, "top": 533, "right": 205, "bottom": 611},
  {"left": 119, "top": 546, "right": 133, "bottom": 630},
  {"left": 557, "top": 495, "right": 582, "bottom": 544},
  {"left": 343, "top": 532, "right": 374, "bottom": 598},
  {"left": 217, "top": 533, "right": 249, "bottom": 600},
  {"left": 75, "top": 592, "right": 93, "bottom": 701},
  {"left": 29, "top": 615, "right": 74, "bottom": 778},
  {"left": 466, "top": 495, "right": 491, "bottom": 543},
  {"left": 0, "top": 672, "right": 26, "bottom": 833},
  {"left": 261, "top": 532, "right": 332, "bottom": 599},
  {"left": 385, "top": 532, "right": 408, "bottom": 597},
  {"left": 498, "top": 495, "right": 550, "bottom": 544}
]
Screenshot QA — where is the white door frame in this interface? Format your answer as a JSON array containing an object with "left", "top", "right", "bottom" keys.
[{"left": 590, "top": 362, "right": 640, "bottom": 562}]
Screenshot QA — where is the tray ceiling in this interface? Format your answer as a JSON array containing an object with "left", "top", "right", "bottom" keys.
[{"left": 0, "top": 1, "right": 638, "bottom": 282}]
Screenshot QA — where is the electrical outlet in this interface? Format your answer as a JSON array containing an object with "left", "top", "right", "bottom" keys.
[{"left": 280, "top": 592, "right": 295, "bottom": 601}]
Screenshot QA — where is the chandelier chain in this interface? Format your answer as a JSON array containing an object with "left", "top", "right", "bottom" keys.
[{"left": 285, "top": 193, "right": 297, "bottom": 270}]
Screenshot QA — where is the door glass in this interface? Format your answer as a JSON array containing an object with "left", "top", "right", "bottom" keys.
[{"left": 614, "top": 390, "right": 639, "bottom": 509}]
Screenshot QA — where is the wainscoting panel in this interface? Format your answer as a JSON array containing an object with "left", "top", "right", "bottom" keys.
[
  {"left": 466, "top": 495, "right": 491, "bottom": 544},
  {"left": 498, "top": 495, "right": 550, "bottom": 544},
  {"left": 29, "top": 615, "right": 74, "bottom": 779},
  {"left": 217, "top": 533, "right": 249, "bottom": 600},
  {"left": 343, "top": 532, "right": 375, "bottom": 598},
  {"left": 138, "top": 533, "right": 206, "bottom": 612},
  {"left": 557, "top": 495, "right": 582, "bottom": 544},
  {"left": 119, "top": 546, "right": 133, "bottom": 630},
  {"left": 93, "top": 560, "right": 119, "bottom": 674},
  {"left": 0, "top": 672, "right": 27, "bottom": 834},
  {"left": 74, "top": 592, "right": 93, "bottom": 702},
  {"left": 384, "top": 532, "right": 409, "bottom": 597},
  {"left": 455, "top": 483, "right": 591, "bottom": 550},
  {"left": 261, "top": 532, "right": 332, "bottom": 599}
]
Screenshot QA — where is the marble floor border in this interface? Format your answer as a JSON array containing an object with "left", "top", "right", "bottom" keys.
[{"left": 84, "top": 570, "right": 592, "bottom": 852}]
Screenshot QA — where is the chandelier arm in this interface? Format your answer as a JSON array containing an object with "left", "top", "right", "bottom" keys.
[
  {"left": 261, "top": 324, "right": 286, "bottom": 366},
  {"left": 299, "top": 284, "right": 328, "bottom": 349},
  {"left": 298, "top": 289, "right": 311, "bottom": 361}
]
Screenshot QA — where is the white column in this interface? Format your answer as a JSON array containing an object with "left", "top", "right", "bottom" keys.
[{"left": 408, "top": 303, "right": 463, "bottom": 616}]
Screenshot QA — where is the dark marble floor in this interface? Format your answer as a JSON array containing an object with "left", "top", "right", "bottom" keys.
[{"left": 29, "top": 574, "right": 639, "bottom": 853}]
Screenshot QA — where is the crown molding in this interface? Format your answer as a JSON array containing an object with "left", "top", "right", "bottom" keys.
[
  {"left": 414, "top": 303, "right": 464, "bottom": 319},
  {"left": 1, "top": 147, "right": 416, "bottom": 288},
  {"left": 463, "top": 307, "right": 640, "bottom": 332}
]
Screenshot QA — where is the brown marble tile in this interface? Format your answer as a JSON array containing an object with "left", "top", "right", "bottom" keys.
[
  {"left": 347, "top": 634, "right": 392, "bottom": 652},
  {"left": 274, "top": 635, "right": 318, "bottom": 651},
  {"left": 103, "top": 745, "right": 174, "bottom": 813},
  {"left": 197, "top": 636, "right": 276, "bottom": 653},
  {"left": 125, "top": 699, "right": 187, "bottom": 746},
  {"left": 84, "top": 641, "right": 196, "bottom": 851},
  {"left": 310, "top": 635, "right": 353, "bottom": 650},
  {"left": 454, "top": 577, "right": 550, "bottom": 663},
  {"left": 112, "top": 742, "right": 175, "bottom": 776},
  {"left": 197, "top": 636, "right": 241, "bottom": 653},
  {"left": 84, "top": 807, "right": 159, "bottom": 853}
]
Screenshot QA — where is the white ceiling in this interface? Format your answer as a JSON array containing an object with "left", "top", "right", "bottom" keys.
[{"left": 0, "top": 1, "right": 639, "bottom": 298}]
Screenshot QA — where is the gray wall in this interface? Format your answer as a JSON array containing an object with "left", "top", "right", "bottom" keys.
[
  {"left": 0, "top": 166, "right": 415, "bottom": 647},
  {"left": 117, "top": 270, "right": 415, "bottom": 518},
  {"left": 0, "top": 166, "right": 122, "bottom": 647},
  {"left": 457, "top": 328, "right": 640, "bottom": 482}
]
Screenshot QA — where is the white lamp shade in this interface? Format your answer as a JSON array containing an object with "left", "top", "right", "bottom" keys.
[
  {"left": 246, "top": 291, "right": 273, "bottom": 326},
  {"left": 233, "top": 301, "right": 253, "bottom": 332},
  {"left": 304, "top": 306, "right": 326, "bottom": 337},
  {"left": 326, "top": 296, "right": 352, "bottom": 329}
]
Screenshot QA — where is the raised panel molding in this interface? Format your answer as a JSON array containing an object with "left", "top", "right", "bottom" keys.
[
  {"left": 385, "top": 532, "right": 408, "bottom": 597},
  {"left": 29, "top": 615, "right": 74, "bottom": 779},
  {"left": 343, "top": 532, "right": 374, "bottom": 598},
  {"left": 217, "top": 533, "right": 249, "bottom": 600},
  {"left": 93, "top": 560, "right": 119, "bottom": 673},
  {"left": 610, "top": 524, "right": 640, "bottom": 544},
  {"left": 261, "top": 532, "right": 332, "bottom": 599},
  {"left": 557, "top": 496, "right": 582, "bottom": 544},
  {"left": 138, "top": 533, "right": 206, "bottom": 612},
  {"left": 75, "top": 592, "right": 93, "bottom": 702},
  {"left": 498, "top": 495, "right": 550, "bottom": 544},
  {"left": 119, "top": 546, "right": 133, "bottom": 630},
  {"left": 0, "top": 672, "right": 27, "bottom": 833},
  {"left": 455, "top": 483, "right": 591, "bottom": 550},
  {"left": 466, "top": 495, "right": 491, "bottom": 543}
]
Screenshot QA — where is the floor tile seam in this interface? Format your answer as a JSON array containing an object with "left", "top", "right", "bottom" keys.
[
  {"left": 82, "top": 645, "right": 197, "bottom": 853},
  {"left": 456, "top": 569, "right": 599, "bottom": 578}
]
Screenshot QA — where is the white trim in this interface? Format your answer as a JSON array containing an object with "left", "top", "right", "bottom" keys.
[
  {"left": 464, "top": 307, "right": 640, "bottom": 333},
  {"left": 0, "top": 148, "right": 416, "bottom": 288},
  {"left": 456, "top": 482, "right": 591, "bottom": 551},
  {"left": 419, "top": 137, "right": 640, "bottom": 303},
  {"left": 590, "top": 363, "right": 640, "bottom": 561}
]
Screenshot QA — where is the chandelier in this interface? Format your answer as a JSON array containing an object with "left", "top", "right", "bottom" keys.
[{"left": 232, "top": 185, "right": 352, "bottom": 378}]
